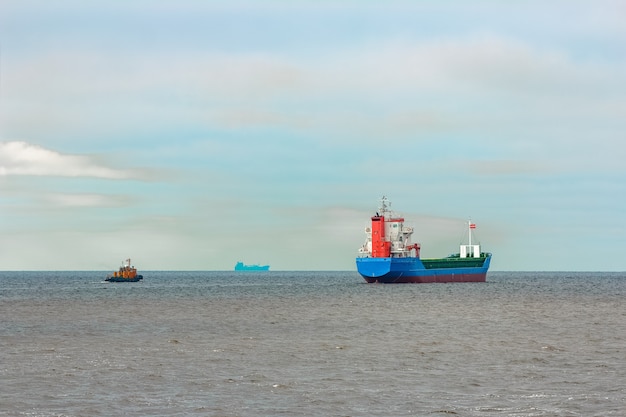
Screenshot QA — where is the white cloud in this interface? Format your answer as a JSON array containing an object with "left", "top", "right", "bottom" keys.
[
  {"left": 4, "top": 35, "right": 625, "bottom": 146},
  {"left": 0, "top": 141, "right": 141, "bottom": 179},
  {"left": 42, "top": 193, "right": 131, "bottom": 208}
]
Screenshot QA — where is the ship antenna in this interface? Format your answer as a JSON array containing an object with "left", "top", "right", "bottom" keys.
[{"left": 380, "top": 195, "right": 389, "bottom": 214}]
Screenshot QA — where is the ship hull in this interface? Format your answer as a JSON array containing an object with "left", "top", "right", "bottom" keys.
[
  {"left": 234, "top": 266, "right": 270, "bottom": 271},
  {"left": 356, "top": 254, "right": 491, "bottom": 284},
  {"left": 105, "top": 275, "right": 143, "bottom": 282}
]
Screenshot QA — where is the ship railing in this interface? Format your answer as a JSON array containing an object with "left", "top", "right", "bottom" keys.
[{"left": 390, "top": 249, "right": 412, "bottom": 257}]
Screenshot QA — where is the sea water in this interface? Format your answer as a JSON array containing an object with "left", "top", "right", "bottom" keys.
[{"left": 1, "top": 271, "right": 624, "bottom": 416}]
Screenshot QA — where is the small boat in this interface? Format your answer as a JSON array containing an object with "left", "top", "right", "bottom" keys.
[
  {"left": 105, "top": 258, "right": 144, "bottom": 282},
  {"left": 234, "top": 261, "right": 270, "bottom": 271}
]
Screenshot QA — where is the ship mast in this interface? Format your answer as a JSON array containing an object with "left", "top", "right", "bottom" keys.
[
  {"left": 461, "top": 220, "right": 479, "bottom": 258},
  {"left": 379, "top": 195, "right": 389, "bottom": 217}
]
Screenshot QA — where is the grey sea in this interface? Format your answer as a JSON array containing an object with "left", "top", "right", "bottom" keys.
[{"left": 1, "top": 271, "right": 624, "bottom": 417}]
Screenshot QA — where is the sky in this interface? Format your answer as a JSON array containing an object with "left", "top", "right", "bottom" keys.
[{"left": 0, "top": 0, "right": 625, "bottom": 271}]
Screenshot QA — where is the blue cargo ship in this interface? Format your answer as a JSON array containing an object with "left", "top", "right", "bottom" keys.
[{"left": 356, "top": 197, "right": 491, "bottom": 283}]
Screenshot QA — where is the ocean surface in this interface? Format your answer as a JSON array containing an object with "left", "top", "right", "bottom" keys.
[{"left": 1, "top": 271, "right": 624, "bottom": 417}]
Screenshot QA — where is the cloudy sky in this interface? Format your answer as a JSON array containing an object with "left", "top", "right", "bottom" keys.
[{"left": 1, "top": 1, "right": 625, "bottom": 271}]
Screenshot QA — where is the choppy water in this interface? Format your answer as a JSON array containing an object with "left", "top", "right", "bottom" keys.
[{"left": 1, "top": 271, "right": 624, "bottom": 416}]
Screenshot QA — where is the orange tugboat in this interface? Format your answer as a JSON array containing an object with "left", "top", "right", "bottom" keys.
[{"left": 105, "top": 258, "right": 144, "bottom": 282}]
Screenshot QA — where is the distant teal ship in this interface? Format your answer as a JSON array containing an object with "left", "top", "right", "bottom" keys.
[{"left": 234, "top": 261, "right": 270, "bottom": 271}]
